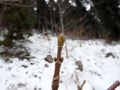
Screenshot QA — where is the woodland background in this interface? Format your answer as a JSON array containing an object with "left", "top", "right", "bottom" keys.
[{"left": 0, "top": 0, "right": 120, "bottom": 58}]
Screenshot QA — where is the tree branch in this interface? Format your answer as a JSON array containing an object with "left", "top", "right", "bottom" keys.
[
  {"left": 107, "top": 81, "right": 120, "bottom": 90},
  {"left": 0, "top": 2, "right": 34, "bottom": 8}
]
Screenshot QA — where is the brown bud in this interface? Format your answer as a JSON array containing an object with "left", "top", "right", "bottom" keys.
[{"left": 54, "top": 57, "right": 57, "bottom": 62}]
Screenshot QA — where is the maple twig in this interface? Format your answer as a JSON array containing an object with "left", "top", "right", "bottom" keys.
[
  {"left": 107, "top": 80, "right": 120, "bottom": 90},
  {"left": 52, "top": 33, "right": 65, "bottom": 90}
]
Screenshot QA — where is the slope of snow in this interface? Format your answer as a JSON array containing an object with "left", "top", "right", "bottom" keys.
[{"left": 0, "top": 33, "right": 120, "bottom": 90}]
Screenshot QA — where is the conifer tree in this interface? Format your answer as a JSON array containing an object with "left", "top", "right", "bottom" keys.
[
  {"left": 1, "top": 0, "right": 35, "bottom": 47},
  {"left": 91, "top": 0, "right": 120, "bottom": 40}
]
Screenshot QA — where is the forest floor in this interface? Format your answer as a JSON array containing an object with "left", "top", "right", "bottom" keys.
[{"left": 0, "top": 33, "right": 120, "bottom": 90}]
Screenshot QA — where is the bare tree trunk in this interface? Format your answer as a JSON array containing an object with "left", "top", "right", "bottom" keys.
[
  {"left": 50, "top": 8, "right": 54, "bottom": 35},
  {"left": 59, "top": 4, "right": 69, "bottom": 58},
  {"left": 0, "top": 5, "right": 4, "bottom": 30}
]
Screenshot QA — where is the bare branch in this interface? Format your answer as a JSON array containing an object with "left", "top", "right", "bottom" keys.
[
  {"left": 107, "top": 81, "right": 120, "bottom": 90},
  {"left": 0, "top": 2, "right": 34, "bottom": 8}
]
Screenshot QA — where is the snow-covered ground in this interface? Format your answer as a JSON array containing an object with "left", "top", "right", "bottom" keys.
[{"left": 0, "top": 33, "right": 120, "bottom": 90}]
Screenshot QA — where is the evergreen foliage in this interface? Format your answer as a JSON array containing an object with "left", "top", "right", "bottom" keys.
[
  {"left": 0, "top": 0, "right": 35, "bottom": 60},
  {"left": 1, "top": 0, "right": 35, "bottom": 47},
  {"left": 92, "top": 0, "right": 120, "bottom": 40}
]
